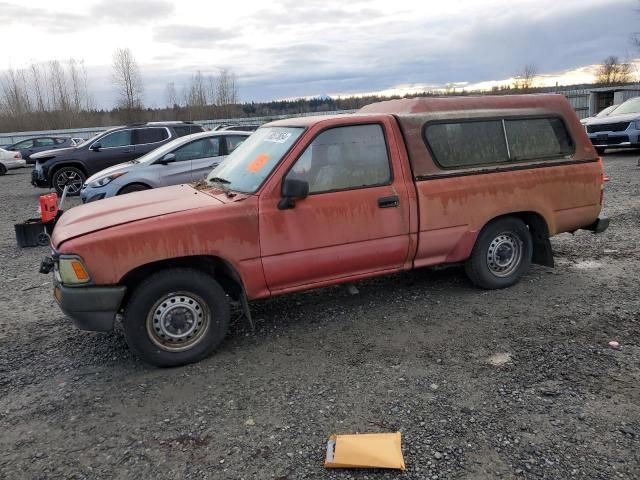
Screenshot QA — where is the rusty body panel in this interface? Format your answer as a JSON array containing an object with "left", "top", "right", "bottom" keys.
[
  {"left": 56, "top": 187, "right": 269, "bottom": 299},
  {"left": 258, "top": 115, "right": 415, "bottom": 293},
  {"left": 52, "top": 94, "right": 605, "bottom": 307}
]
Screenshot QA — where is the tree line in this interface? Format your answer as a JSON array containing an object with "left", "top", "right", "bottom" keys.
[{"left": 0, "top": 49, "right": 637, "bottom": 134}]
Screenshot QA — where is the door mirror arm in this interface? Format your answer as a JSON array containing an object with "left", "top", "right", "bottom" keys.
[{"left": 278, "top": 178, "right": 309, "bottom": 210}]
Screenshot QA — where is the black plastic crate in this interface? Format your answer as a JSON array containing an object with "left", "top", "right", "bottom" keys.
[{"left": 15, "top": 218, "right": 50, "bottom": 247}]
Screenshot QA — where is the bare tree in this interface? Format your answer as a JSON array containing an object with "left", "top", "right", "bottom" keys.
[
  {"left": 187, "top": 71, "right": 208, "bottom": 107},
  {"left": 513, "top": 63, "right": 537, "bottom": 91},
  {"left": 112, "top": 48, "right": 144, "bottom": 110},
  {"left": 595, "top": 56, "right": 632, "bottom": 85},
  {"left": 215, "top": 69, "right": 239, "bottom": 106},
  {"left": 0, "top": 67, "right": 30, "bottom": 116},
  {"left": 29, "top": 63, "right": 48, "bottom": 112},
  {"left": 165, "top": 81, "right": 177, "bottom": 108}
]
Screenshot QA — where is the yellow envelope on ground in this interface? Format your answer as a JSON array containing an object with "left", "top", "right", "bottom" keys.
[{"left": 324, "top": 432, "right": 406, "bottom": 470}]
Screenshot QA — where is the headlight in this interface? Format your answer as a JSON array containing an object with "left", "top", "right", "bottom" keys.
[
  {"left": 58, "top": 255, "right": 91, "bottom": 285},
  {"left": 88, "top": 171, "right": 126, "bottom": 188}
]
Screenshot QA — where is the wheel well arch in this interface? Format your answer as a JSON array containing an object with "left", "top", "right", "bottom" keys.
[
  {"left": 118, "top": 255, "right": 245, "bottom": 310},
  {"left": 117, "top": 182, "right": 152, "bottom": 195},
  {"left": 482, "top": 211, "right": 553, "bottom": 267}
]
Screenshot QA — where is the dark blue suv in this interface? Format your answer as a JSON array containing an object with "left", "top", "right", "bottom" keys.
[{"left": 31, "top": 122, "right": 204, "bottom": 195}]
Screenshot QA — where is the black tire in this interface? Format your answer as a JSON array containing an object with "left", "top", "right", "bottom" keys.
[
  {"left": 595, "top": 147, "right": 606, "bottom": 155},
  {"left": 465, "top": 217, "right": 533, "bottom": 289},
  {"left": 118, "top": 183, "right": 149, "bottom": 195},
  {"left": 52, "top": 166, "right": 85, "bottom": 196},
  {"left": 0, "top": 164, "right": 6, "bottom": 175},
  {"left": 123, "top": 268, "right": 230, "bottom": 367}
]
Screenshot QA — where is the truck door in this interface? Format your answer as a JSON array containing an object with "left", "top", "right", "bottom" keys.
[{"left": 259, "top": 121, "right": 411, "bottom": 292}]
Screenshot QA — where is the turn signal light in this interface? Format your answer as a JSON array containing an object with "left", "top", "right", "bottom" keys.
[{"left": 71, "top": 261, "right": 89, "bottom": 281}]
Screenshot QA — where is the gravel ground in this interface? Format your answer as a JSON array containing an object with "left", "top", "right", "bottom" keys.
[{"left": 0, "top": 153, "right": 639, "bottom": 480}]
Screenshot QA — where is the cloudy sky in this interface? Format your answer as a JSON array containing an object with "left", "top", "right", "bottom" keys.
[{"left": 0, "top": 0, "right": 638, "bottom": 108}]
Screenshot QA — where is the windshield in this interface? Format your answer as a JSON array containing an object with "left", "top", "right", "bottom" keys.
[
  {"left": 595, "top": 104, "right": 618, "bottom": 117},
  {"left": 609, "top": 97, "right": 640, "bottom": 115},
  {"left": 206, "top": 126, "right": 304, "bottom": 193},
  {"left": 75, "top": 132, "right": 102, "bottom": 148}
]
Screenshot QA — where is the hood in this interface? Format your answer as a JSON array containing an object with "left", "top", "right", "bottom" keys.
[
  {"left": 586, "top": 112, "right": 640, "bottom": 125},
  {"left": 86, "top": 161, "right": 135, "bottom": 183},
  {"left": 32, "top": 146, "right": 76, "bottom": 161},
  {"left": 52, "top": 184, "right": 220, "bottom": 248}
]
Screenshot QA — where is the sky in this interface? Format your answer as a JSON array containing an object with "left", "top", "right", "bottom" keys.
[{"left": 0, "top": 0, "right": 638, "bottom": 108}]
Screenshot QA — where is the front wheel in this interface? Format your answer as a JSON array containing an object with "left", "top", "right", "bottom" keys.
[
  {"left": 123, "top": 268, "right": 230, "bottom": 367},
  {"left": 465, "top": 217, "right": 533, "bottom": 289},
  {"left": 595, "top": 147, "right": 606, "bottom": 155},
  {"left": 52, "top": 166, "right": 85, "bottom": 196},
  {"left": 0, "top": 164, "right": 6, "bottom": 175}
]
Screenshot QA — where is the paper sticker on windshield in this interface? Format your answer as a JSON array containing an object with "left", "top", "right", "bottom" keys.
[
  {"left": 246, "top": 153, "right": 271, "bottom": 173},
  {"left": 264, "top": 131, "right": 292, "bottom": 143}
]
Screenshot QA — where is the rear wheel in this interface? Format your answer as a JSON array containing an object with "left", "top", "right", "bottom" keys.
[
  {"left": 123, "top": 268, "right": 230, "bottom": 367},
  {"left": 118, "top": 183, "right": 150, "bottom": 195},
  {"left": 0, "top": 164, "right": 6, "bottom": 175},
  {"left": 465, "top": 217, "right": 533, "bottom": 289},
  {"left": 595, "top": 147, "right": 606, "bottom": 155},
  {"left": 52, "top": 166, "right": 85, "bottom": 196}
]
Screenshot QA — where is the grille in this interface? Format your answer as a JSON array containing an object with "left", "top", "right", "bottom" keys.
[
  {"left": 587, "top": 122, "right": 631, "bottom": 133},
  {"left": 591, "top": 135, "right": 629, "bottom": 145}
]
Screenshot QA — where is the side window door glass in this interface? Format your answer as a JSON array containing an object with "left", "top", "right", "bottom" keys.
[
  {"left": 36, "top": 138, "right": 56, "bottom": 147},
  {"left": 226, "top": 135, "right": 247, "bottom": 154},
  {"left": 16, "top": 139, "right": 34, "bottom": 149},
  {"left": 173, "top": 139, "right": 210, "bottom": 161},
  {"left": 286, "top": 124, "right": 391, "bottom": 193},
  {"left": 135, "top": 128, "right": 169, "bottom": 145},
  {"left": 98, "top": 130, "right": 132, "bottom": 148}
]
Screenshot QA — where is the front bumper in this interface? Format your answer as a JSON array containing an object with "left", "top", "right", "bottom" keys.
[
  {"left": 588, "top": 130, "right": 640, "bottom": 148},
  {"left": 53, "top": 276, "right": 126, "bottom": 332},
  {"left": 31, "top": 168, "right": 49, "bottom": 187}
]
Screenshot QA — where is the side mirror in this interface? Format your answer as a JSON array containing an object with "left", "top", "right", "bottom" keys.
[
  {"left": 278, "top": 178, "right": 309, "bottom": 210},
  {"left": 159, "top": 153, "right": 176, "bottom": 165},
  {"left": 90, "top": 142, "right": 101, "bottom": 151}
]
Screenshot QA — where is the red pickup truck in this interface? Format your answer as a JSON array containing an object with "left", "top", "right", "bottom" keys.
[{"left": 44, "top": 94, "right": 609, "bottom": 366}]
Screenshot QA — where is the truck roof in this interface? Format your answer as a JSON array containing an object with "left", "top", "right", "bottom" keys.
[{"left": 269, "top": 94, "right": 593, "bottom": 178}]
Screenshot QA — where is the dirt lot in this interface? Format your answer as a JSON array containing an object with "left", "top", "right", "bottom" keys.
[{"left": 0, "top": 153, "right": 638, "bottom": 480}]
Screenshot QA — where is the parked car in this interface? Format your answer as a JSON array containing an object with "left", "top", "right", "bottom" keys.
[
  {"left": 30, "top": 122, "right": 205, "bottom": 195},
  {"left": 5, "top": 136, "right": 76, "bottom": 164},
  {"left": 0, "top": 148, "right": 26, "bottom": 174},
  {"left": 580, "top": 104, "right": 619, "bottom": 125},
  {"left": 584, "top": 96, "right": 640, "bottom": 154},
  {"left": 43, "top": 94, "right": 608, "bottom": 367},
  {"left": 80, "top": 130, "right": 250, "bottom": 203}
]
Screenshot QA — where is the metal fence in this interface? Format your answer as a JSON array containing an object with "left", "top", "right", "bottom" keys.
[
  {"left": 0, "top": 110, "right": 357, "bottom": 147},
  {"left": 561, "top": 89, "right": 590, "bottom": 119}
]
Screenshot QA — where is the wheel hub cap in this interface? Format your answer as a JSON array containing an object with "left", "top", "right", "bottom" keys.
[
  {"left": 486, "top": 233, "right": 523, "bottom": 277},
  {"left": 147, "top": 293, "right": 210, "bottom": 352},
  {"left": 56, "top": 171, "right": 82, "bottom": 193}
]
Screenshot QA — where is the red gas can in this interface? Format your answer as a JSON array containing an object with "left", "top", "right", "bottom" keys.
[{"left": 39, "top": 193, "right": 59, "bottom": 223}]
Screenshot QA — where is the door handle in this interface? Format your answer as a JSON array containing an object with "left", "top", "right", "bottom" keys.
[{"left": 378, "top": 195, "right": 400, "bottom": 208}]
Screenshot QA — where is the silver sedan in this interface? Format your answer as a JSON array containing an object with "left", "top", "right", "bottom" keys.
[{"left": 80, "top": 131, "right": 249, "bottom": 203}]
